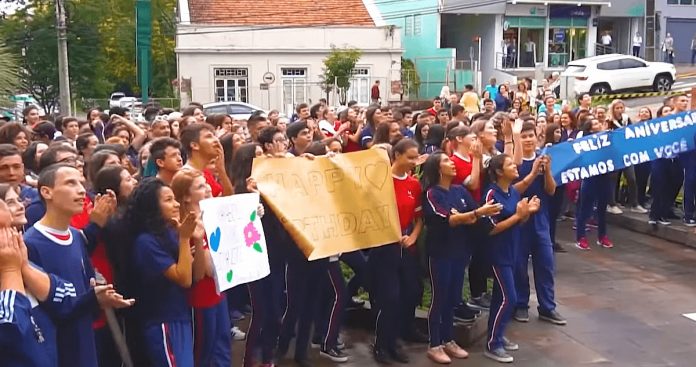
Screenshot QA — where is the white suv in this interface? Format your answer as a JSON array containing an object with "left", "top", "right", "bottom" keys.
[{"left": 562, "top": 54, "right": 676, "bottom": 96}]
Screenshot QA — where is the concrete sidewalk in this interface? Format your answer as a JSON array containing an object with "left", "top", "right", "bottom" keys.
[
  {"left": 606, "top": 208, "right": 696, "bottom": 249},
  {"left": 676, "top": 64, "right": 696, "bottom": 78}
]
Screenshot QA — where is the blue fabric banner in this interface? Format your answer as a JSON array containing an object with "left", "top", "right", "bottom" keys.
[{"left": 547, "top": 110, "right": 696, "bottom": 184}]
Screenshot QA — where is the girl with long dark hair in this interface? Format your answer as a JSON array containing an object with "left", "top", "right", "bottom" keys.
[
  {"left": 122, "top": 178, "right": 200, "bottom": 366},
  {"left": 483, "top": 154, "right": 540, "bottom": 363},
  {"left": 421, "top": 151, "right": 501, "bottom": 364}
]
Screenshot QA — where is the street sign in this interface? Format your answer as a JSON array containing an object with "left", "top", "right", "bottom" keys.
[
  {"left": 262, "top": 72, "right": 275, "bottom": 84},
  {"left": 260, "top": 83, "right": 269, "bottom": 90}
]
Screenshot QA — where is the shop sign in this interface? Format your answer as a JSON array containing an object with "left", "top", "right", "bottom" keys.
[
  {"left": 550, "top": 5, "right": 591, "bottom": 18},
  {"left": 505, "top": 4, "right": 547, "bottom": 17},
  {"left": 554, "top": 29, "right": 565, "bottom": 42}
]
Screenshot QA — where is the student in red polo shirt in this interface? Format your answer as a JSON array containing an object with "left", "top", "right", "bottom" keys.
[
  {"left": 369, "top": 139, "right": 425, "bottom": 364},
  {"left": 179, "top": 123, "right": 234, "bottom": 366}
]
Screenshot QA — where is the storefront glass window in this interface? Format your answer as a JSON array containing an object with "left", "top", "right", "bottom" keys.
[
  {"left": 548, "top": 28, "right": 587, "bottom": 67},
  {"left": 502, "top": 17, "right": 545, "bottom": 68}
]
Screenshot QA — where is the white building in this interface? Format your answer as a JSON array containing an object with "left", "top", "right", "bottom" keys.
[{"left": 176, "top": 0, "right": 403, "bottom": 115}]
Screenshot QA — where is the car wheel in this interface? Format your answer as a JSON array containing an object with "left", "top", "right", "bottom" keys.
[
  {"left": 653, "top": 75, "right": 672, "bottom": 92},
  {"left": 589, "top": 84, "right": 610, "bottom": 95}
]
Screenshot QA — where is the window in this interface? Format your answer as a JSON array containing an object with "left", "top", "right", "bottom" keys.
[
  {"left": 620, "top": 59, "right": 646, "bottom": 68},
  {"left": 281, "top": 68, "right": 307, "bottom": 116},
  {"left": 347, "top": 68, "right": 371, "bottom": 105},
  {"left": 597, "top": 60, "right": 621, "bottom": 70},
  {"left": 229, "top": 105, "right": 255, "bottom": 115},
  {"left": 404, "top": 15, "right": 422, "bottom": 36},
  {"left": 203, "top": 105, "right": 227, "bottom": 115},
  {"left": 667, "top": 0, "right": 695, "bottom": 4},
  {"left": 213, "top": 68, "right": 248, "bottom": 103},
  {"left": 404, "top": 16, "right": 413, "bottom": 36}
]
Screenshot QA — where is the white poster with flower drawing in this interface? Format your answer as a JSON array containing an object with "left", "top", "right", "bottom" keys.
[{"left": 199, "top": 193, "right": 270, "bottom": 293}]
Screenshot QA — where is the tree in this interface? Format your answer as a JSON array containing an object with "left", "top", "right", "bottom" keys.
[
  {"left": 0, "top": 43, "right": 22, "bottom": 106},
  {"left": 320, "top": 46, "right": 362, "bottom": 106},
  {"left": 0, "top": 0, "right": 111, "bottom": 113},
  {"left": 401, "top": 57, "right": 421, "bottom": 100}
]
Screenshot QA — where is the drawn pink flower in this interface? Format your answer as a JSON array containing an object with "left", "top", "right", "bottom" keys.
[{"left": 243, "top": 222, "right": 261, "bottom": 247}]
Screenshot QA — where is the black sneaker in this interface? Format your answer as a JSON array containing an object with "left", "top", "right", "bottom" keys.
[
  {"left": 346, "top": 297, "right": 365, "bottom": 309},
  {"left": 484, "top": 347, "right": 513, "bottom": 363},
  {"left": 372, "top": 345, "right": 392, "bottom": 365},
  {"left": 538, "top": 309, "right": 567, "bottom": 325},
  {"left": 513, "top": 308, "right": 529, "bottom": 323},
  {"left": 320, "top": 347, "right": 349, "bottom": 363},
  {"left": 466, "top": 295, "right": 491, "bottom": 311},
  {"left": 402, "top": 328, "right": 429, "bottom": 343},
  {"left": 311, "top": 338, "right": 322, "bottom": 349},
  {"left": 552, "top": 242, "right": 567, "bottom": 253},
  {"left": 454, "top": 306, "right": 478, "bottom": 323},
  {"left": 456, "top": 302, "right": 481, "bottom": 316},
  {"left": 336, "top": 337, "right": 346, "bottom": 351},
  {"left": 658, "top": 218, "right": 671, "bottom": 225},
  {"left": 502, "top": 337, "right": 519, "bottom": 351},
  {"left": 683, "top": 218, "right": 696, "bottom": 227},
  {"left": 388, "top": 347, "right": 410, "bottom": 364}
]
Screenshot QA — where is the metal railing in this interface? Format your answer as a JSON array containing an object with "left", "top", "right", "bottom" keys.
[{"left": 595, "top": 43, "right": 615, "bottom": 56}]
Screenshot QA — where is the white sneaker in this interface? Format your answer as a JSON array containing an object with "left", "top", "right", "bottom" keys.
[
  {"left": 630, "top": 205, "right": 648, "bottom": 214},
  {"left": 606, "top": 205, "right": 623, "bottom": 215},
  {"left": 231, "top": 326, "right": 246, "bottom": 341}
]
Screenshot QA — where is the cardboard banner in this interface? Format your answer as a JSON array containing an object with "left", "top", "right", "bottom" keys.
[
  {"left": 199, "top": 193, "right": 270, "bottom": 293},
  {"left": 547, "top": 110, "right": 696, "bottom": 184},
  {"left": 252, "top": 149, "right": 401, "bottom": 260}
]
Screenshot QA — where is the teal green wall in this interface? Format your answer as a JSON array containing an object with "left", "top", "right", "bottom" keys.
[{"left": 375, "top": 1, "right": 471, "bottom": 98}]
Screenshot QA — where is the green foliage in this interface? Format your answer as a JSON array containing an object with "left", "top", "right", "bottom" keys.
[
  {"left": 320, "top": 46, "right": 362, "bottom": 105},
  {"left": 0, "top": 43, "right": 22, "bottom": 105},
  {"left": 0, "top": 0, "right": 176, "bottom": 113},
  {"left": 401, "top": 57, "right": 421, "bottom": 99}
]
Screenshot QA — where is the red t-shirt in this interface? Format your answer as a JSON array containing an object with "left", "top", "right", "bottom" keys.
[
  {"left": 342, "top": 131, "right": 361, "bottom": 153},
  {"left": 91, "top": 240, "right": 114, "bottom": 329},
  {"left": 393, "top": 174, "right": 422, "bottom": 232},
  {"left": 451, "top": 152, "right": 481, "bottom": 202},
  {"left": 188, "top": 236, "right": 224, "bottom": 308},
  {"left": 189, "top": 170, "right": 224, "bottom": 308},
  {"left": 70, "top": 194, "right": 92, "bottom": 229},
  {"left": 203, "top": 169, "right": 222, "bottom": 197}
]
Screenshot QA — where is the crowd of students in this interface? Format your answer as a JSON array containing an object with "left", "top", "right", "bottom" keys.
[{"left": 0, "top": 85, "right": 692, "bottom": 367}]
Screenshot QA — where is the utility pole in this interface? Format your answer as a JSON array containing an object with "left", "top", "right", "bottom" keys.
[
  {"left": 136, "top": 0, "right": 152, "bottom": 104},
  {"left": 55, "top": 0, "right": 72, "bottom": 116}
]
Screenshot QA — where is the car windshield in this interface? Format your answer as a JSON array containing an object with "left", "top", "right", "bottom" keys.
[{"left": 564, "top": 65, "right": 586, "bottom": 73}]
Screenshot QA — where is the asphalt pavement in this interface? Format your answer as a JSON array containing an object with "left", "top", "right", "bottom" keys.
[{"left": 230, "top": 221, "right": 696, "bottom": 367}]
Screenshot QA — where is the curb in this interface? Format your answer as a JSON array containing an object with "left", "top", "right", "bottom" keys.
[{"left": 605, "top": 211, "right": 696, "bottom": 249}]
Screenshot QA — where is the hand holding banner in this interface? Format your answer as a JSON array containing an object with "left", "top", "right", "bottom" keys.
[
  {"left": 199, "top": 193, "right": 270, "bottom": 293},
  {"left": 252, "top": 149, "right": 401, "bottom": 260},
  {"left": 547, "top": 110, "right": 696, "bottom": 184}
]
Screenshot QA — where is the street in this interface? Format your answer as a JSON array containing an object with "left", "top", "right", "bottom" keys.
[
  {"left": 232, "top": 221, "right": 696, "bottom": 367},
  {"left": 624, "top": 68, "right": 696, "bottom": 111}
]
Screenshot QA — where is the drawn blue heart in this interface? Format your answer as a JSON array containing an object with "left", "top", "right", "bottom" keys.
[{"left": 209, "top": 227, "right": 221, "bottom": 252}]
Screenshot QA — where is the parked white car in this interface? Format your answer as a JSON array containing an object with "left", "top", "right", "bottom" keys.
[
  {"left": 202, "top": 101, "right": 267, "bottom": 120},
  {"left": 561, "top": 54, "right": 676, "bottom": 96},
  {"left": 109, "top": 92, "right": 126, "bottom": 108}
]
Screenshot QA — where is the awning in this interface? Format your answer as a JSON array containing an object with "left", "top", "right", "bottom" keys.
[{"left": 509, "top": 0, "right": 611, "bottom": 5}]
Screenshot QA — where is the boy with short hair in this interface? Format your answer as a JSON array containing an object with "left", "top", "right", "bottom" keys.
[
  {"left": 24, "top": 164, "right": 132, "bottom": 367},
  {"left": 512, "top": 122, "right": 566, "bottom": 325}
]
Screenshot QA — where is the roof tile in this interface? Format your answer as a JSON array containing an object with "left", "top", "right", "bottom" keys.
[{"left": 188, "top": 0, "right": 375, "bottom": 26}]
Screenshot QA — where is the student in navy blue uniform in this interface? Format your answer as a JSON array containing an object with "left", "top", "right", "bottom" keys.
[
  {"left": 359, "top": 106, "right": 384, "bottom": 149},
  {"left": 232, "top": 143, "right": 287, "bottom": 367},
  {"left": 575, "top": 116, "right": 615, "bottom": 250},
  {"left": 24, "top": 164, "right": 133, "bottom": 367},
  {"left": 483, "top": 154, "right": 541, "bottom": 364},
  {"left": 124, "top": 177, "right": 200, "bottom": 367},
  {"left": 421, "top": 151, "right": 502, "bottom": 364},
  {"left": 511, "top": 122, "right": 566, "bottom": 325}
]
